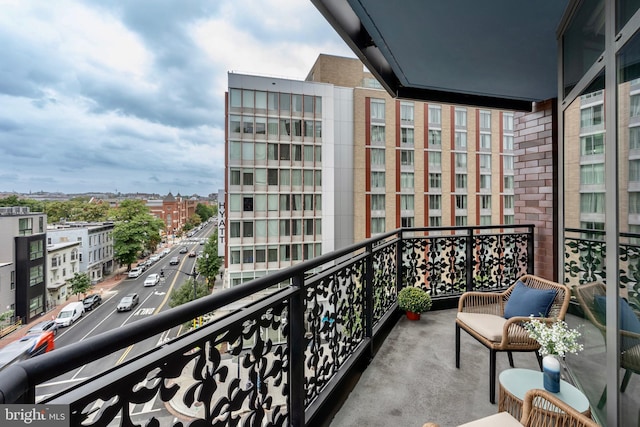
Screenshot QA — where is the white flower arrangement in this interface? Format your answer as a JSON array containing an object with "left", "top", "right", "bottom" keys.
[{"left": 523, "top": 316, "right": 584, "bottom": 357}]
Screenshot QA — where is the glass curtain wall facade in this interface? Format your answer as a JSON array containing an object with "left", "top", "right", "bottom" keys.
[{"left": 561, "top": 1, "right": 640, "bottom": 425}]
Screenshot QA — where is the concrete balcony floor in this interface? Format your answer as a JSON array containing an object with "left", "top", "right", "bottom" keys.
[{"left": 329, "top": 309, "right": 542, "bottom": 427}]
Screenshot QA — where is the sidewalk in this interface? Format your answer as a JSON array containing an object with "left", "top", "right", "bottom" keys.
[{"left": 0, "top": 268, "right": 126, "bottom": 349}]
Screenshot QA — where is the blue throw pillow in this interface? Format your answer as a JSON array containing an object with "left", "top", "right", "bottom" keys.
[
  {"left": 594, "top": 295, "right": 640, "bottom": 351},
  {"left": 503, "top": 280, "right": 557, "bottom": 319}
]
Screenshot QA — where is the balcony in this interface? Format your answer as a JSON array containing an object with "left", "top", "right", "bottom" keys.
[{"left": 0, "top": 225, "right": 535, "bottom": 426}]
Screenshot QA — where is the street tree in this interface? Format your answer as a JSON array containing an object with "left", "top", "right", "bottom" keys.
[
  {"left": 169, "top": 279, "right": 209, "bottom": 308},
  {"left": 69, "top": 272, "right": 91, "bottom": 300},
  {"left": 197, "top": 232, "right": 222, "bottom": 288},
  {"left": 111, "top": 200, "right": 165, "bottom": 270},
  {"left": 195, "top": 203, "right": 215, "bottom": 222}
]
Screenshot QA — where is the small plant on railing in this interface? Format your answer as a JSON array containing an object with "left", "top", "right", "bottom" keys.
[{"left": 398, "top": 286, "right": 432, "bottom": 320}]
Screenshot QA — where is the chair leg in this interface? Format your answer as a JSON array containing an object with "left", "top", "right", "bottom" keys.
[
  {"left": 621, "top": 369, "right": 633, "bottom": 392},
  {"left": 507, "top": 351, "right": 514, "bottom": 368},
  {"left": 455, "top": 323, "right": 461, "bottom": 369},
  {"left": 490, "top": 349, "right": 496, "bottom": 404}
]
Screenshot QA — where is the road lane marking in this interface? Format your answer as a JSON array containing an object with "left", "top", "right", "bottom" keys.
[{"left": 116, "top": 345, "right": 133, "bottom": 365}]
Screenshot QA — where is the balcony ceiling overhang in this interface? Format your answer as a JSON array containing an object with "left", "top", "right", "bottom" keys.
[{"left": 312, "top": 0, "right": 568, "bottom": 111}]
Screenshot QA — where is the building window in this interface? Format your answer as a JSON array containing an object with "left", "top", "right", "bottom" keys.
[
  {"left": 230, "top": 169, "right": 241, "bottom": 185},
  {"left": 400, "top": 102, "right": 414, "bottom": 122},
  {"left": 455, "top": 108, "right": 467, "bottom": 127},
  {"left": 429, "top": 151, "right": 442, "bottom": 168},
  {"left": 19, "top": 218, "right": 32, "bottom": 236},
  {"left": 630, "top": 159, "right": 640, "bottom": 182},
  {"left": 580, "top": 104, "right": 603, "bottom": 127},
  {"left": 455, "top": 174, "right": 467, "bottom": 190},
  {"left": 503, "top": 215, "right": 514, "bottom": 225},
  {"left": 632, "top": 94, "right": 640, "bottom": 118},
  {"left": 503, "top": 113, "right": 514, "bottom": 131},
  {"left": 243, "top": 170, "right": 253, "bottom": 186},
  {"left": 401, "top": 128, "right": 414, "bottom": 145},
  {"left": 10, "top": 271, "right": 15, "bottom": 290},
  {"left": 455, "top": 216, "right": 467, "bottom": 226},
  {"left": 400, "top": 150, "right": 414, "bottom": 166},
  {"left": 243, "top": 197, "right": 253, "bottom": 212},
  {"left": 480, "top": 215, "right": 492, "bottom": 226},
  {"left": 503, "top": 155, "right": 514, "bottom": 170},
  {"left": 401, "top": 216, "right": 414, "bottom": 227},
  {"left": 503, "top": 135, "right": 514, "bottom": 151},
  {"left": 429, "top": 195, "right": 441, "bottom": 210},
  {"left": 580, "top": 193, "right": 605, "bottom": 213},
  {"left": 371, "top": 148, "right": 385, "bottom": 166},
  {"left": 479, "top": 154, "right": 491, "bottom": 170},
  {"left": 30, "top": 240, "right": 43, "bottom": 260},
  {"left": 629, "top": 192, "right": 640, "bottom": 213},
  {"left": 429, "top": 105, "right": 441, "bottom": 125},
  {"left": 504, "top": 195, "right": 514, "bottom": 209},
  {"left": 504, "top": 175, "right": 514, "bottom": 190},
  {"left": 429, "top": 173, "right": 441, "bottom": 189},
  {"left": 429, "top": 216, "right": 441, "bottom": 227},
  {"left": 371, "top": 194, "right": 385, "bottom": 211},
  {"left": 371, "top": 171, "right": 386, "bottom": 188},
  {"left": 580, "top": 163, "right": 605, "bottom": 184},
  {"left": 455, "top": 195, "right": 467, "bottom": 210},
  {"left": 371, "top": 99, "right": 385, "bottom": 121},
  {"left": 428, "top": 129, "right": 441, "bottom": 146},
  {"left": 400, "top": 195, "right": 414, "bottom": 210},
  {"left": 480, "top": 133, "right": 491, "bottom": 150},
  {"left": 371, "top": 217, "right": 385, "bottom": 234},
  {"left": 400, "top": 172, "right": 414, "bottom": 189},
  {"left": 230, "top": 222, "right": 241, "bottom": 238},
  {"left": 480, "top": 174, "right": 491, "bottom": 190},
  {"left": 242, "top": 221, "right": 253, "bottom": 238},
  {"left": 371, "top": 125, "right": 385, "bottom": 144},
  {"left": 479, "top": 110, "right": 491, "bottom": 130},
  {"left": 455, "top": 153, "right": 467, "bottom": 169},
  {"left": 455, "top": 131, "right": 467, "bottom": 149},
  {"left": 580, "top": 133, "right": 605, "bottom": 155},
  {"left": 29, "top": 265, "right": 43, "bottom": 286},
  {"left": 480, "top": 195, "right": 491, "bottom": 209},
  {"left": 279, "top": 195, "right": 290, "bottom": 211}
]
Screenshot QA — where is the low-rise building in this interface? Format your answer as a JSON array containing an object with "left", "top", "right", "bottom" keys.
[{"left": 46, "top": 241, "right": 81, "bottom": 306}]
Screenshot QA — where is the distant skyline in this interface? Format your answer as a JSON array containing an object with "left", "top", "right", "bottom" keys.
[{"left": 0, "top": 0, "right": 354, "bottom": 196}]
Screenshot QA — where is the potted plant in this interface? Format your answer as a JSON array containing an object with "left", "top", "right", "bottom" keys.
[{"left": 398, "top": 286, "right": 432, "bottom": 320}]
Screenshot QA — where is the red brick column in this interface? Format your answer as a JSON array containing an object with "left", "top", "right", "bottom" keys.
[{"left": 514, "top": 99, "right": 558, "bottom": 281}]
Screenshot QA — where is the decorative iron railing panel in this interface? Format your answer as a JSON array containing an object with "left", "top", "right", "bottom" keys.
[
  {"left": 0, "top": 225, "right": 533, "bottom": 427},
  {"left": 564, "top": 228, "right": 640, "bottom": 310}
]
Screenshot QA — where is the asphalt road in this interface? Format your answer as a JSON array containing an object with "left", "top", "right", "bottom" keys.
[{"left": 34, "top": 223, "right": 216, "bottom": 424}]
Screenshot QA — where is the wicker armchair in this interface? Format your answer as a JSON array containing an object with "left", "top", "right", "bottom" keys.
[
  {"left": 422, "top": 388, "right": 598, "bottom": 427},
  {"left": 572, "top": 282, "right": 640, "bottom": 408},
  {"left": 455, "top": 274, "right": 570, "bottom": 403}
]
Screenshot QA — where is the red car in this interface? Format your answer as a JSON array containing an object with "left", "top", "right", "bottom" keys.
[{"left": 0, "top": 331, "right": 55, "bottom": 372}]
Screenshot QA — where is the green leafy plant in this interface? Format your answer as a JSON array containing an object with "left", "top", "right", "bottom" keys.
[
  {"left": 523, "top": 316, "right": 584, "bottom": 357},
  {"left": 398, "top": 286, "right": 432, "bottom": 313}
]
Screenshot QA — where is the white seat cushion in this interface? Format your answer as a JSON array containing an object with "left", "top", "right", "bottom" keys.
[
  {"left": 458, "top": 411, "right": 522, "bottom": 427},
  {"left": 457, "top": 312, "right": 507, "bottom": 342}
]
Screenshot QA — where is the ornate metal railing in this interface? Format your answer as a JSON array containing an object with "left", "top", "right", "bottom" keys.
[
  {"left": 564, "top": 227, "right": 640, "bottom": 310},
  {"left": 0, "top": 225, "right": 533, "bottom": 427}
]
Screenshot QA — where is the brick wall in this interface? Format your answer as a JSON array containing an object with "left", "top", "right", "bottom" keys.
[{"left": 514, "top": 99, "right": 558, "bottom": 281}]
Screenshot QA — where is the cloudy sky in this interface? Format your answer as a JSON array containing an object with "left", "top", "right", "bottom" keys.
[{"left": 0, "top": 0, "right": 354, "bottom": 197}]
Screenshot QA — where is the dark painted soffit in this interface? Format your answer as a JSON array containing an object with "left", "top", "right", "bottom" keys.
[{"left": 312, "top": 0, "right": 568, "bottom": 111}]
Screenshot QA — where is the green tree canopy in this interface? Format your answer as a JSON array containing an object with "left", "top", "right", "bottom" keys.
[
  {"left": 69, "top": 272, "right": 91, "bottom": 299},
  {"left": 44, "top": 200, "right": 109, "bottom": 223},
  {"left": 0, "top": 196, "right": 45, "bottom": 212},
  {"left": 169, "top": 279, "right": 209, "bottom": 308},
  {"left": 195, "top": 203, "right": 215, "bottom": 222},
  {"left": 111, "top": 200, "right": 165, "bottom": 269},
  {"left": 196, "top": 232, "right": 222, "bottom": 288},
  {"left": 182, "top": 213, "right": 202, "bottom": 232}
]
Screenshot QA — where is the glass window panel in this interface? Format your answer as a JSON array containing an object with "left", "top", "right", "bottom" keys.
[
  {"left": 371, "top": 194, "right": 385, "bottom": 210},
  {"left": 255, "top": 91, "right": 267, "bottom": 109},
  {"left": 268, "top": 118, "right": 279, "bottom": 137},
  {"left": 230, "top": 89, "right": 242, "bottom": 108},
  {"left": 255, "top": 169, "right": 266, "bottom": 185},
  {"left": 304, "top": 120, "right": 314, "bottom": 137},
  {"left": 315, "top": 96, "right": 322, "bottom": 115},
  {"left": 255, "top": 143, "right": 266, "bottom": 160},
  {"left": 292, "top": 94, "right": 303, "bottom": 113},
  {"left": 304, "top": 145, "right": 314, "bottom": 161},
  {"left": 371, "top": 125, "right": 386, "bottom": 143},
  {"left": 304, "top": 95, "right": 314, "bottom": 114},
  {"left": 279, "top": 169, "right": 290, "bottom": 185},
  {"left": 279, "top": 93, "right": 290, "bottom": 112},
  {"left": 230, "top": 141, "right": 241, "bottom": 160},
  {"left": 255, "top": 117, "right": 266, "bottom": 135},
  {"left": 429, "top": 173, "right": 441, "bottom": 188},
  {"left": 304, "top": 170, "right": 314, "bottom": 186},
  {"left": 268, "top": 92, "right": 278, "bottom": 110},
  {"left": 371, "top": 148, "right": 385, "bottom": 166},
  {"left": 255, "top": 194, "right": 266, "bottom": 211},
  {"left": 242, "top": 89, "right": 254, "bottom": 108},
  {"left": 429, "top": 151, "right": 441, "bottom": 167},
  {"left": 429, "top": 105, "right": 441, "bottom": 124},
  {"left": 292, "top": 170, "right": 302, "bottom": 186},
  {"left": 400, "top": 150, "right": 414, "bottom": 166},
  {"left": 242, "top": 142, "right": 253, "bottom": 161}
]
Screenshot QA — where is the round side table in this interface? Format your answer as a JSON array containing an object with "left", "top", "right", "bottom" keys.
[{"left": 498, "top": 368, "right": 590, "bottom": 421}]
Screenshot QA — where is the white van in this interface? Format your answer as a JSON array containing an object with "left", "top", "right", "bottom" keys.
[{"left": 55, "top": 302, "right": 84, "bottom": 327}]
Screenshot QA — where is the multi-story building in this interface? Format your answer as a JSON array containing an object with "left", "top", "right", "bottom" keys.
[
  {"left": 47, "top": 222, "right": 114, "bottom": 285},
  {"left": 146, "top": 193, "right": 199, "bottom": 237},
  {"left": 224, "top": 54, "right": 515, "bottom": 286},
  {"left": 46, "top": 241, "right": 81, "bottom": 306},
  {"left": 0, "top": 206, "right": 48, "bottom": 324},
  {"left": 225, "top": 71, "right": 354, "bottom": 287}
]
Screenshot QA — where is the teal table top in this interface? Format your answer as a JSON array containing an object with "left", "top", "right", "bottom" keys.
[{"left": 499, "top": 368, "right": 590, "bottom": 413}]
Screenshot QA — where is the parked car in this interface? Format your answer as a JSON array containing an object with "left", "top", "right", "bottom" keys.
[
  {"left": 55, "top": 302, "right": 84, "bottom": 327},
  {"left": 179, "top": 246, "right": 188, "bottom": 254},
  {"left": 143, "top": 274, "right": 160, "bottom": 287},
  {"left": 162, "top": 248, "right": 171, "bottom": 256},
  {"left": 169, "top": 256, "right": 180, "bottom": 265},
  {"left": 27, "top": 320, "right": 58, "bottom": 336},
  {"left": 188, "top": 251, "right": 197, "bottom": 258},
  {"left": 83, "top": 294, "right": 102, "bottom": 311},
  {"left": 116, "top": 294, "right": 139, "bottom": 312},
  {"left": 128, "top": 267, "right": 143, "bottom": 278},
  {"left": 149, "top": 254, "right": 161, "bottom": 263},
  {"left": 0, "top": 331, "right": 55, "bottom": 372}
]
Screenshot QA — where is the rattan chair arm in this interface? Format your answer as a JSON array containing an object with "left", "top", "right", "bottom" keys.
[
  {"left": 501, "top": 316, "right": 541, "bottom": 347},
  {"left": 521, "top": 389, "right": 597, "bottom": 427}
]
